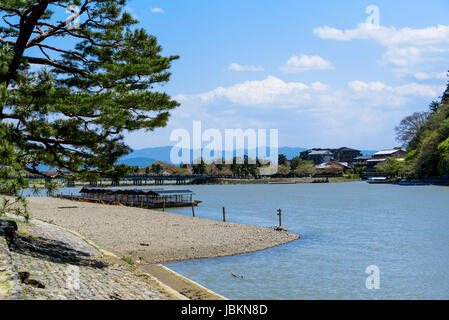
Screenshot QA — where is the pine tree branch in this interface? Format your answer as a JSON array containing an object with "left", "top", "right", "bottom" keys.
[{"left": 25, "top": 56, "right": 88, "bottom": 75}]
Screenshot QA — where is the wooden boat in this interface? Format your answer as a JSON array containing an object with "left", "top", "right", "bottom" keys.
[
  {"left": 366, "top": 177, "right": 390, "bottom": 184},
  {"left": 397, "top": 181, "right": 431, "bottom": 186},
  {"left": 55, "top": 188, "right": 202, "bottom": 209}
]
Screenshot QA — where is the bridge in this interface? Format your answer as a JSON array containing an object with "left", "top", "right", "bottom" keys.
[
  {"left": 114, "top": 175, "right": 254, "bottom": 186},
  {"left": 25, "top": 173, "right": 256, "bottom": 187}
]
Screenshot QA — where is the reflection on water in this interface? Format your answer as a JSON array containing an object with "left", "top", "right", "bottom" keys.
[{"left": 25, "top": 182, "right": 449, "bottom": 299}]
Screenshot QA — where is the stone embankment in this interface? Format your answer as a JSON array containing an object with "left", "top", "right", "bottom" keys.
[{"left": 0, "top": 217, "right": 180, "bottom": 300}]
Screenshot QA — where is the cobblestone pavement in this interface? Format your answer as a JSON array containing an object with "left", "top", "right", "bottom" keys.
[
  {"left": 6, "top": 220, "right": 171, "bottom": 300},
  {"left": 0, "top": 231, "right": 23, "bottom": 300}
]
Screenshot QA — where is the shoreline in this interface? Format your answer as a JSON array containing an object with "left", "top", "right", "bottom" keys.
[
  {"left": 26, "top": 177, "right": 361, "bottom": 189},
  {"left": 12, "top": 196, "right": 300, "bottom": 299},
  {"left": 2, "top": 214, "right": 217, "bottom": 300},
  {"left": 38, "top": 217, "right": 227, "bottom": 300},
  {"left": 23, "top": 197, "right": 300, "bottom": 265}
]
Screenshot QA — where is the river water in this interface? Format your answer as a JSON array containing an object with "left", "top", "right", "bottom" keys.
[
  {"left": 27, "top": 182, "right": 449, "bottom": 299},
  {"left": 163, "top": 182, "right": 449, "bottom": 299}
]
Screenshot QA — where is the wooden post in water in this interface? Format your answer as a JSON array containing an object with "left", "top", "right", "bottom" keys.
[
  {"left": 192, "top": 202, "right": 195, "bottom": 217},
  {"left": 163, "top": 197, "right": 166, "bottom": 212},
  {"left": 276, "top": 209, "right": 284, "bottom": 231},
  {"left": 222, "top": 207, "right": 226, "bottom": 222}
]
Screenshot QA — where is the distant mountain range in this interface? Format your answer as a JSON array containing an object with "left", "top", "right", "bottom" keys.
[
  {"left": 30, "top": 147, "right": 379, "bottom": 170},
  {"left": 118, "top": 146, "right": 302, "bottom": 167},
  {"left": 118, "top": 146, "right": 379, "bottom": 167}
]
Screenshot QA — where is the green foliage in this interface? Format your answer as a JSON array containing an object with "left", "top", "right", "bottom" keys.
[
  {"left": 290, "top": 156, "right": 302, "bottom": 170},
  {"left": 376, "top": 158, "right": 403, "bottom": 178},
  {"left": 150, "top": 163, "right": 162, "bottom": 175},
  {"left": 342, "top": 173, "right": 360, "bottom": 180},
  {"left": 441, "top": 71, "right": 449, "bottom": 105},
  {"left": 411, "top": 104, "right": 449, "bottom": 176},
  {"left": 0, "top": 1, "right": 179, "bottom": 217},
  {"left": 192, "top": 159, "right": 207, "bottom": 175},
  {"left": 230, "top": 156, "right": 259, "bottom": 177},
  {"left": 294, "top": 164, "right": 316, "bottom": 176},
  {"left": 437, "top": 137, "right": 449, "bottom": 174},
  {"left": 44, "top": 180, "right": 58, "bottom": 196},
  {"left": 0, "top": 135, "right": 29, "bottom": 220},
  {"left": 277, "top": 165, "right": 290, "bottom": 176},
  {"left": 404, "top": 149, "right": 417, "bottom": 161},
  {"left": 278, "top": 154, "right": 288, "bottom": 166},
  {"left": 121, "top": 256, "right": 133, "bottom": 265},
  {"left": 354, "top": 166, "right": 366, "bottom": 177},
  {"left": 396, "top": 75, "right": 449, "bottom": 177},
  {"left": 169, "top": 166, "right": 188, "bottom": 175},
  {"left": 438, "top": 137, "right": 449, "bottom": 153}
]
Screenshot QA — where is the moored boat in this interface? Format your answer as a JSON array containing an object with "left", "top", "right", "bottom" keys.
[{"left": 366, "top": 177, "right": 390, "bottom": 184}]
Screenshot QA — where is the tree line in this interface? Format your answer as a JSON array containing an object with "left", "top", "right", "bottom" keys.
[
  {"left": 127, "top": 154, "right": 347, "bottom": 178},
  {"left": 378, "top": 72, "right": 449, "bottom": 179}
]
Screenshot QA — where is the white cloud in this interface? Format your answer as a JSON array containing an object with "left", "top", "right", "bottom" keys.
[
  {"left": 395, "top": 83, "right": 443, "bottom": 97},
  {"left": 178, "top": 76, "right": 443, "bottom": 112},
  {"left": 310, "top": 82, "right": 330, "bottom": 92},
  {"left": 228, "top": 63, "right": 264, "bottom": 72},
  {"left": 348, "top": 80, "right": 392, "bottom": 93},
  {"left": 136, "top": 76, "right": 446, "bottom": 150},
  {"left": 381, "top": 46, "right": 423, "bottom": 67},
  {"left": 414, "top": 71, "right": 448, "bottom": 80},
  {"left": 348, "top": 80, "right": 442, "bottom": 98},
  {"left": 281, "top": 54, "right": 332, "bottom": 73},
  {"left": 179, "top": 76, "right": 314, "bottom": 106},
  {"left": 314, "top": 22, "right": 449, "bottom": 76},
  {"left": 347, "top": 80, "right": 444, "bottom": 108},
  {"left": 151, "top": 8, "right": 165, "bottom": 14},
  {"left": 314, "top": 23, "right": 449, "bottom": 47}
]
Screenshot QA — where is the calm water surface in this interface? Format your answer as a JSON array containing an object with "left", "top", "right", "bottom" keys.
[
  {"left": 29, "top": 182, "right": 449, "bottom": 299},
  {"left": 163, "top": 182, "right": 449, "bottom": 300}
]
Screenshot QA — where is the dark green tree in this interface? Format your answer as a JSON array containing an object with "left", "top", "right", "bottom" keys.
[
  {"left": 441, "top": 71, "right": 449, "bottom": 105},
  {"left": 192, "top": 159, "right": 206, "bottom": 175},
  {"left": 429, "top": 101, "right": 440, "bottom": 113},
  {"left": 151, "top": 163, "right": 162, "bottom": 175},
  {"left": 290, "top": 156, "right": 302, "bottom": 171},
  {"left": 0, "top": 1, "right": 179, "bottom": 217},
  {"left": 396, "top": 74, "right": 449, "bottom": 177},
  {"left": 215, "top": 157, "right": 225, "bottom": 171},
  {"left": 278, "top": 154, "right": 288, "bottom": 166}
]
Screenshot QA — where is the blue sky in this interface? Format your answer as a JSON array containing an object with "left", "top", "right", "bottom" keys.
[{"left": 33, "top": 1, "right": 449, "bottom": 150}]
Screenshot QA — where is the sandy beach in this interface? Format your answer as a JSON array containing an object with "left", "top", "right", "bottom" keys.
[{"left": 24, "top": 197, "right": 300, "bottom": 264}]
